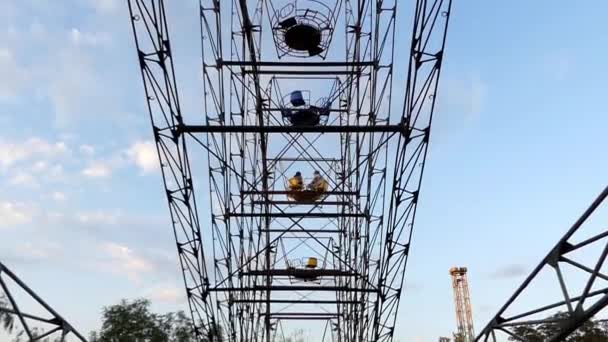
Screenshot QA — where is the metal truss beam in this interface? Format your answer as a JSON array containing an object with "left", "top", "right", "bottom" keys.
[
  {"left": 179, "top": 125, "right": 407, "bottom": 134},
  {"left": 252, "top": 201, "right": 350, "bottom": 206},
  {"left": 209, "top": 286, "right": 379, "bottom": 293},
  {"left": 231, "top": 299, "right": 361, "bottom": 305},
  {"left": 0, "top": 262, "right": 87, "bottom": 341},
  {"left": 372, "top": 1, "right": 453, "bottom": 341},
  {"left": 227, "top": 213, "right": 367, "bottom": 219},
  {"left": 476, "top": 186, "right": 608, "bottom": 342},
  {"left": 126, "top": 0, "right": 216, "bottom": 339},
  {"left": 241, "top": 269, "right": 355, "bottom": 277},
  {"left": 127, "top": 0, "right": 454, "bottom": 339},
  {"left": 242, "top": 190, "right": 359, "bottom": 196},
  {"left": 220, "top": 61, "right": 375, "bottom": 67}
]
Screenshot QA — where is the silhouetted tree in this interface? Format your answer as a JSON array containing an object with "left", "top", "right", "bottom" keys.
[
  {"left": 0, "top": 294, "right": 15, "bottom": 333},
  {"left": 509, "top": 312, "right": 608, "bottom": 341},
  {"left": 89, "top": 298, "right": 224, "bottom": 342},
  {"left": 11, "top": 327, "right": 61, "bottom": 342}
]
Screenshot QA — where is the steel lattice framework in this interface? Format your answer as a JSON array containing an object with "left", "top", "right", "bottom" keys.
[
  {"left": 127, "top": 0, "right": 452, "bottom": 341},
  {"left": 476, "top": 185, "right": 608, "bottom": 342},
  {"left": 450, "top": 267, "right": 474, "bottom": 342},
  {"left": 0, "top": 262, "right": 87, "bottom": 342}
]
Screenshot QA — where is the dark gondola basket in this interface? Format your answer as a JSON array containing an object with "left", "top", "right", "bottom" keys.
[
  {"left": 270, "top": 0, "right": 336, "bottom": 58},
  {"left": 280, "top": 91, "right": 331, "bottom": 126}
]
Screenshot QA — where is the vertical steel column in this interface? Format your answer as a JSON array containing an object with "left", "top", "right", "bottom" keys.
[
  {"left": 127, "top": 1, "right": 217, "bottom": 339},
  {"left": 373, "top": 1, "right": 453, "bottom": 341}
]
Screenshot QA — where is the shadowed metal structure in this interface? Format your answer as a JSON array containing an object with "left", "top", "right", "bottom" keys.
[
  {"left": 476, "top": 185, "right": 608, "bottom": 342},
  {"left": 127, "top": 0, "right": 452, "bottom": 340},
  {"left": 0, "top": 262, "right": 87, "bottom": 342},
  {"left": 450, "top": 267, "right": 474, "bottom": 342}
]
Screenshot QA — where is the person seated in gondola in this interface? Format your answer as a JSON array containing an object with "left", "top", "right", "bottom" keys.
[
  {"left": 282, "top": 91, "right": 329, "bottom": 127},
  {"left": 307, "top": 171, "right": 328, "bottom": 193},
  {"left": 288, "top": 171, "right": 304, "bottom": 191}
]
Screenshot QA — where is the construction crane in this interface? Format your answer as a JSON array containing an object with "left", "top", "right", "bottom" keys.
[
  {"left": 450, "top": 267, "right": 474, "bottom": 342},
  {"left": 126, "top": 0, "right": 453, "bottom": 340},
  {"left": 0, "top": 261, "right": 87, "bottom": 341}
]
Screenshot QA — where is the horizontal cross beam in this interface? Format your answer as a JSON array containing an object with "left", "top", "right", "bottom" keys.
[
  {"left": 242, "top": 269, "right": 355, "bottom": 277},
  {"left": 252, "top": 200, "right": 350, "bottom": 206},
  {"left": 208, "top": 286, "right": 378, "bottom": 292},
  {"left": 178, "top": 125, "right": 406, "bottom": 134},
  {"left": 227, "top": 212, "right": 366, "bottom": 218},
  {"left": 220, "top": 60, "right": 375, "bottom": 67},
  {"left": 260, "top": 229, "right": 343, "bottom": 233},
  {"left": 230, "top": 299, "right": 360, "bottom": 304},
  {"left": 242, "top": 190, "right": 358, "bottom": 196}
]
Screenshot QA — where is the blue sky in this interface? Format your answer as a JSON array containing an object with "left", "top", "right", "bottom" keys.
[{"left": 0, "top": 0, "right": 607, "bottom": 341}]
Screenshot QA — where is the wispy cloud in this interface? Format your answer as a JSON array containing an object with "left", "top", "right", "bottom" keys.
[
  {"left": 79, "top": 144, "right": 96, "bottom": 156},
  {"left": 0, "top": 47, "right": 30, "bottom": 101},
  {"left": 77, "top": 210, "right": 122, "bottom": 225},
  {"left": 70, "top": 28, "right": 111, "bottom": 47},
  {"left": 0, "top": 137, "right": 69, "bottom": 169},
  {"left": 98, "top": 242, "right": 156, "bottom": 282},
  {"left": 51, "top": 191, "right": 67, "bottom": 202},
  {"left": 0, "top": 201, "right": 34, "bottom": 227},
  {"left": 82, "top": 161, "right": 112, "bottom": 178},
  {"left": 127, "top": 141, "right": 159, "bottom": 174},
  {"left": 8, "top": 171, "right": 38, "bottom": 187},
  {"left": 440, "top": 72, "right": 488, "bottom": 120},
  {"left": 144, "top": 283, "right": 186, "bottom": 304},
  {"left": 0, "top": 240, "right": 64, "bottom": 266},
  {"left": 88, "top": 0, "right": 120, "bottom": 14},
  {"left": 489, "top": 264, "right": 527, "bottom": 279}
]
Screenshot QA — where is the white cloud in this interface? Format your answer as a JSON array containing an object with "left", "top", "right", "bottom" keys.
[
  {"left": 31, "top": 160, "right": 48, "bottom": 172},
  {"left": 51, "top": 191, "right": 66, "bottom": 202},
  {"left": 0, "top": 201, "right": 33, "bottom": 227},
  {"left": 79, "top": 144, "right": 95, "bottom": 156},
  {"left": 77, "top": 210, "right": 120, "bottom": 225},
  {"left": 9, "top": 171, "right": 38, "bottom": 187},
  {"left": 1, "top": 241, "right": 64, "bottom": 266},
  {"left": 145, "top": 283, "right": 186, "bottom": 304},
  {"left": 99, "top": 242, "right": 155, "bottom": 282},
  {"left": 70, "top": 28, "right": 111, "bottom": 47},
  {"left": 47, "top": 211, "right": 65, "bottom": 222},
  {"left": 0, "top": 47, "right": 29, "bottom": 101},
  {"left": 90, "top": 0, "right": 119, "bottom": 13},
  {"left": 47, "top": 164, "right": 65, "bottom": 180},
  {"left": 0, "top": 137, "right": 68, "bottom": 169},
  {"left": 47, "top": 46, "right": 112, "bottom": 127},
  {"left": 127, "top": 141, "right": 159, "bottom": 173},
  {"left": 18, "top": 241, "right": 63, "bottom": 262},
  {"left": 82, "top": 162, "right": 111, "bottom": 178}
]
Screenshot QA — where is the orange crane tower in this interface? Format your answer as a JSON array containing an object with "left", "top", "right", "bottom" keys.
[{"left": 450, "top": 267, "right": 475, "bottom": 342}]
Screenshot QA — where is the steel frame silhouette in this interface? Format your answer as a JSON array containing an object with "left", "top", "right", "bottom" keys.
[
  {"left": 476, "top": 186, "right": 608, "bottom": 342},
  {"left": 127, "top": 0, "right": 452, "bottom": 340},
  {"left": 0, "top": 262, "right": 87, "bottom": 342}
]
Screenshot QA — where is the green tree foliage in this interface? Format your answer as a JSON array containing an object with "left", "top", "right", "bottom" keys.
[
  {"left": 96, "top": 298, "right": 166, "bottom": 341},
  {"left": 90, "top": 298, "right": 223, "bottom": 342},
  {"left": 509, "top": 312, "right": 608, "bottom": 342}
]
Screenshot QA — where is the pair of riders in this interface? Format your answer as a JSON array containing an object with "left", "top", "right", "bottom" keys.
[{"left": 289, "top": 171, "right": 327, "bottom": 193}]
